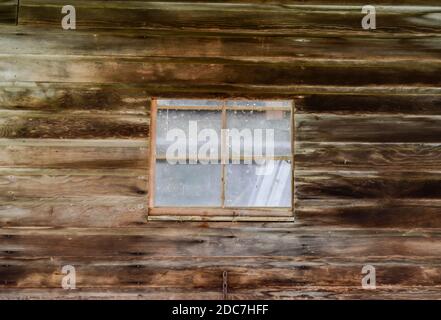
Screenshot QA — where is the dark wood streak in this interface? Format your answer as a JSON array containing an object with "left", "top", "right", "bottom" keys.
[
  {"left": 296, "top": 171, "right": 441, "bottom": 200},
  {"left": 2, "top": 26, "right": 441, "bottom": 60},
  {"left": 2, "top": 55, "right": 441, "bottom": 87},
  {"left": 295, "top": 95, "right": 441, "bottom": 115},
  {"left": 0, "top": 111, "right": 149, "bottom": 139},
  {"left": 0, "top": 0, "right": 17, "bottom": 24},
  {"left": 296, "top": 199, "right": 441, "bottom": 228},
  {"left": 296, "top": 114, "right": 441, "bottom": 142},
  {"left": 1, "top": 256, "right": 440, "bottom": 289},
  {"left": 17, "top": 1, "right": 441, "bottom": 34}
]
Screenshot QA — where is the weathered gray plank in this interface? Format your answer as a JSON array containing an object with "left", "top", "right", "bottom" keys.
[
  {"left": 0, "top": 287, "right": 221, "bottom": 300},
  {"left": 0, "top": 139, "right": 148, "bottom": 168},
  {"left": 0, "top": 196, "right": 147, "bottom": 227},
  {"left": 230, "top": 287, "right": 441, "bottom": 300},
  {"left": 0, "top": 168, "right": 148, "bottom": 198},
  {"left": 2, "top": 286, "right": 441, "bottom": 300}
]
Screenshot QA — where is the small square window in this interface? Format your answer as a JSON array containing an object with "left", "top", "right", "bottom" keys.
[{"left": 149, "top": 99, "right": 294, "bottom": 221}]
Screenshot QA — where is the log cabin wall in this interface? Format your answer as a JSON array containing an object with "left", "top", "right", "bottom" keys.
[{"left": 1, "top": 0, "right": 441, "bottom": 299}]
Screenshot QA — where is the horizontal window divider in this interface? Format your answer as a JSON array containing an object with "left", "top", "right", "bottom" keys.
[
  {"left": 227, "top": 106, "right": 292, "bottom": 111},
  {"left": 148, "top": 215, "right": 295, "bottom": 222},
  {"left": 155, "top": 155, "right": 293, "bottom": 161},
  {"left": 157, "top": 105, "right": 222, "bottom": 110},
  {"left": 149, "top": 207, "right": 293, "bottom": 217},
  {"left": 156, "top": 105, "right": 292, "bottom": 111}
]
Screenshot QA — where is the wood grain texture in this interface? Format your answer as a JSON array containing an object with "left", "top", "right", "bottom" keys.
[
  {"left": 0, "top": 168, "right": 148, "bottom": 198},
  {"left": 4, "top": 82, "right": 441, "bottom": 102},
  {"left": 2, "top": 287, "right": 441, "bottom": 300},
  {"left": 295, "top": 94, "right": 441, "bottom": 114},
  {"left": 296, "top": 114, "right": 441, "bottom": 143},
  {"left": 0, "top": 197, "right": 147, "bottom": 227},
  {"left": 296, "top": 199, "right": 441, "bottom": 228},
  {"left": 0, "top": 0, "right": 16, "bottom": 25},
  {"left": 0, "top": 82, "right": 151, "bottom": 112},
  {"left": 1, "top": 225, "right": 440, "bottom": 258},
  {"left": 17, "top": 1, "right": 441, "bottom": 34},
  {"left": 1, "top": 212, "right": 438, "bottom": 298},
  {"left": 0, "top": 110, "right": 149, "bottom": 139},
  {"left": 296, "top": 170, "right": 441, "bottom": 200},
  {"left": 1, "top": 0, "right": 441, "bottom": 300},
  {"left": 2, "top": 198, "right": 440, "bottom": 228},
  {"left": 1, "top": 256, "right": 440, "bottom": 289},
  {"left": 2, "top": 26, "right": 441, "bottom": 60},
  {"left": 0, "top": 139, "right": 148, "bottom": 169},
  {"left": 2, "top": 55, "right": 441, "bottom": 87},
  {"left": 295, "top": 143, "right": 441, "bottom": 170}
]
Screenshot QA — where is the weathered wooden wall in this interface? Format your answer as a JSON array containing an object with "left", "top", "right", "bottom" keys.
[{"left": 1, "top": 0, "right": 441, "bottom": 299}]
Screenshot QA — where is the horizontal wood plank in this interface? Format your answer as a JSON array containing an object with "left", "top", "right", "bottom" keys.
[
  {"left": 0, "top": 82, "right": 151, "bottom": 112},
  {"left": 18, "top": 1, "right": 441, "bottom": 34},
  {"left": 0, "top": 0, "right": 16, "bottom": 25},
  {"left": 295, "top": 143, "right": 441, "bottom": 170},
  {"left": 0, "top": 139, "right": 148, "bottom": 168},
  {"left": 1, "top": 256, "right": 440, "bottom": 289},
  {"left": 2, "top": 286, "right": 441, "bottom": 300},
  {"left": 3, "top": 82, "right": 441, "bottom": 100},
  {"left": 229, "top": 286, "right": 441, "bottom": 300},
  {"left": 2, "top": 55, "right": 441, "bottom": 87},
  {"left": 0, "top": 196, "right": 147, "bottom": 227},
  {"left": 295, "top": 94, "right": 441, "bottom": 114},
  {"left": 296, "top": 199, "right": 441, "bottom": 228},
  {"left": 296, "top": 170, "right": 441, "bottom": 200},
  {"left": 2, "top": 27, "right": 441, "bottom": 61},
  {"left": 2, "top": 197, "right": 440, "bottom": 228},
  {"left": 296, "top": 114, "right": 441, "bottom": 142},
  {"left": 0, "top": 168, "right": 148, "bottom": 198},
  {"left": 1, "top": 226, "right": 440, "bottom": 258},
  {"left": 0, "top": 110, "right": 149, "bottom": 139}
]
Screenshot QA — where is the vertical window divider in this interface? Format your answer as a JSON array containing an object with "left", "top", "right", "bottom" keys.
[
  {"left": 221, "top": 99, "right": 227, "bottom": 208},
  {"left": 149, "top": 98, "right": 158, "bottom": 209},
  {"left": 291, "top": 100, "right": 295, "bottom": 215}
]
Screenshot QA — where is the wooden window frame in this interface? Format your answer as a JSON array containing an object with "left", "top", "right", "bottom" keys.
[{"left": 148, "top": 98, "right": 295, "bottom": 222}]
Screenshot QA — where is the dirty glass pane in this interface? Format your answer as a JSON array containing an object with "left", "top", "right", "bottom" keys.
[
  {"left": 226, "top": 110, "right": 291, "bottom": 157},
  {"left": 225, "top": 160, "right": 292, "bottom": 207},
  {"left": 157, "top": 99, "right": 223, "bottom": 108},
  {"left": 226, "top": 100, "right": 292, "bottom": 108},
  {"left": 156, "top": 109, "right": 222, "bottom": 158},
  {"left": 155, "top": 161, "right": 222, "bottom": 206}
]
